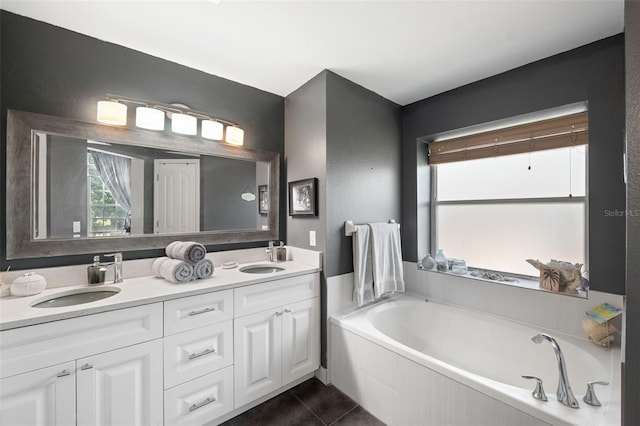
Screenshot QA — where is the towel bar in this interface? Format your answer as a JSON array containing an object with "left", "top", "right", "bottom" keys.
[{"left": 344, "top": 219, "right": 398, "bottom": 236}]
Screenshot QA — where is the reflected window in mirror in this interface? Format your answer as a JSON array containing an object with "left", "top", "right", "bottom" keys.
[{"left": 87, "top": 151, "right": 131, "bottom": 237}]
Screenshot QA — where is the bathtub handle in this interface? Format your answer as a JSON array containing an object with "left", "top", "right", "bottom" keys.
[
  {"left": 583, "top": 381, "right": 609, "bottom": 406},
  {"left": 522, "top": 375, "right": 548, "bottom": 401}
]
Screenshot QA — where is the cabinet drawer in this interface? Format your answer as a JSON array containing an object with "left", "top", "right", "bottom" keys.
[
  {"left": 164, "top": 365, "right": 234, "bottom": 426},
  {"left": 0, "top": 303, "right": 162, "bottom": 379},
  {"left": 234, "top": 273, "right": 320, "bottom": 317},
  {"left": 164, "top": 320, "right": 233, "bottom": 389},
  {"left": 164, "top": 289, "right": 233, "bottom": 336}
]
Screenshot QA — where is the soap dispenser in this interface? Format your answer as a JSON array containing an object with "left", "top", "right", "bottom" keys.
[
  {"left": 87, "top": 256, "right": 107, "bottom": 285},
  {"left": 276, "top": 242, "right": 287, "bottom": 262}
]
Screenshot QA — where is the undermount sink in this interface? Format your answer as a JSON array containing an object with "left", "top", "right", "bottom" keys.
[
  {"left": 239, "top": 264, "right": 285, "bottom": 274},
  {"left": 31, "top": 286, "right": 121, "bottom": 308}
]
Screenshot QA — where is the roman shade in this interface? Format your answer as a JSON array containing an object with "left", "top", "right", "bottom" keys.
[{"left": 428, "top": 112, "right": 588, "bottom": 165}]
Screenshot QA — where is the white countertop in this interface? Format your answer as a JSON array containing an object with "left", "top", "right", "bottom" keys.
[{"left": 0, "top": 259, "right": 320, "bottom": 331}]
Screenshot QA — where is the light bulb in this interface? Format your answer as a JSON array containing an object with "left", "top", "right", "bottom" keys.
[
  {"left": 97, "top": 101, "right": 127, "bottom": 126},
  {"left": 135, "top": 107, "right": 164, "bottom": 130},
  {"left": 171, "top": 113, "right": 197, "bottom": 135},
  {"left": 202, "top": 120, "right": 224, "bottom": 140},
  {"left": 225, "top": 126, "right": 244, "bottom": 146}
]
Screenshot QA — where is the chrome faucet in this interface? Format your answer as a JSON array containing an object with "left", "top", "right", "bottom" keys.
[
  {"left": 266, "top": 242, "right": 275, "bottom": 262},
  {"left": 531, "top": 333, "right": 579, "bottom": 408},
  {"left": 104, "top": 253, "right": 123, "bottom": 283}
]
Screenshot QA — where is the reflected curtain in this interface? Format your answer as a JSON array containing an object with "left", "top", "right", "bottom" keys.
[{"left": 91, "top": 151, "right": 132, "bottom": 232}]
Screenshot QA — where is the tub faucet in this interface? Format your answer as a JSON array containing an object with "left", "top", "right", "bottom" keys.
[
  {"left": 531, "top": 333, "right": 579, "bottom": 408},
  {"left": 104, "top": 252, "right": 123, "bottom": 283}
]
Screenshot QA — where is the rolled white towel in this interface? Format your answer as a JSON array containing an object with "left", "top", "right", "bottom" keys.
[
  {"left": 194, "top": 258, "right": 214, "bottom": 280},
  {"left": 152, "top": 257, "right": 171, "bottom": 277},
  {"left": 167, "top": 241, "right": 207, "bottom": 263},
  {"left": 159, "top": 258, "right": 195, "bottom": 283},
  {"left": 165, "top": 241, "right": 182, "bottom": 258}
]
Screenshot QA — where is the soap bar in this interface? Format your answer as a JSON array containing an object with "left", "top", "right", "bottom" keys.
[
  {"left": 222, "top": 261, "right": 238, "bottom": 269},
  {"left": 586, "top": 303, "right": 622, "bottom": 324}
]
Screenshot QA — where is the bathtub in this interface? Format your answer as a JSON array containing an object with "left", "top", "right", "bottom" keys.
[{"left": 329, "top": 293, "right": 620, "bottom": 426}]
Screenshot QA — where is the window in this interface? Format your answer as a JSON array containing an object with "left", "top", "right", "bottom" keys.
[
  {"left": 87, "top": 153, "right": 128, "bottom": 236},
  {"left": 428, "top": 110, "right": 587, "bottom": 277}
]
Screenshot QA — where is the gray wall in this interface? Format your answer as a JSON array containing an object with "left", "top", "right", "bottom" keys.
[
  {"left": 402, "top": 35, "right": 626, "bottom": 295},
  {"left": 624, "top": 1, "right": 640, "bottom": 424},
  {"left": 0, "top": 11, "right": 285, "bottom": 270},
  {"left": 325, "top": 72, "right": 402, "bottom": 277},
  {"left": 285, "top": 72, "right": 328, "bottom": 255},
  {"left": 285, "top": 70, "right": 402, "bottom": 368},
  {"left": 47, "top": 136, "right": 88, "bottom": 238}
]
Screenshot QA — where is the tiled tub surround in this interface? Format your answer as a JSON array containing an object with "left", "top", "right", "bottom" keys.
[
  {"left": 0, "top": 247, "right": 321, "bottom": 425},
  {"left": 328, "top": 263, "right": 623, "bottom": 426}
]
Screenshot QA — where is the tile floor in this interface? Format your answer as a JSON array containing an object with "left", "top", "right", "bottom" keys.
[{"left": 220, "top": 378, "right": 386, "bottom": 426}]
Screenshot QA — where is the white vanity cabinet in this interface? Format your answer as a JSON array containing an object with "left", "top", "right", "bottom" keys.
[
  {"left": 233, "top": 274, "right": 320, "bottom": 408},
  {"left": 0, "top": 303, "right": 163, "bottom": 426},
  {"left": 163, "top": 289, "right": 235, "bottom": 425},
  {"left": 0, "top": 268, "right": 322, "bottom": 426}
]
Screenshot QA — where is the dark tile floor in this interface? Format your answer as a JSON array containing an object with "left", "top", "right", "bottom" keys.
[{"left": 221, "top": 378, "right": 386, "bottom": 426}]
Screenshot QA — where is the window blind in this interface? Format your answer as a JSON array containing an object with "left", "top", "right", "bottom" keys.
[{"left": 427, "top": 112, "right": 588, "bottom": 165}]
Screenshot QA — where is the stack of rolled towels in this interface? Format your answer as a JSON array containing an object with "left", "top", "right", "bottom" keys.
[{"left": 152, "top": 241, "right": 214, "bottom": 283}]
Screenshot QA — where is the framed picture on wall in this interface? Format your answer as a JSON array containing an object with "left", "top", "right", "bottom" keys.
[
  {"left": 258, "top": 185, "right": 269, "bottom": 215},
  {"left": 288, "top": 178, "right": 318, "bottom": 216}
]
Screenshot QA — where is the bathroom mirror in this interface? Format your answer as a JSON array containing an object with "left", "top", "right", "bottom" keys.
[{"left": 6, "top": 109, "right": 280, "bottom": 259}]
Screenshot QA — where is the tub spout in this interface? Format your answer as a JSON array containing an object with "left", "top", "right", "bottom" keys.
[{"left": 531, "top": 333, "right": 579, "bottom": 408}]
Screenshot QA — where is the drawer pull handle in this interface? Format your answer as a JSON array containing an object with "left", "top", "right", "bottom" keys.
[
  {"left": 188, "top": 307, "right": 216, "bottom": 316},
  {"left": 80, "top": 363, "right": 93, "bottom": 370},
  {"left": 188, "top": 348, "right": 216, "bottom": 360},
  {"left": 57, "top": 369, "right": 71, "bottom": 378},
  {"left": 189, "top": 396, "right": 216, "bottom": 412},
  {"left": 272, "top": 311, "right": 282, "bottom": 318},
  {"left": 283, "top": 309, "right": 292, "bottom": 314}
]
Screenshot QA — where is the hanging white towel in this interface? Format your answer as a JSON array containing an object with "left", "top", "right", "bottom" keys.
[
  {"left": 368, "top": 222, "right": 404, "bottom": 297},
  {"left": 352, "top": 225, "right": 375, "bottom": 306}
]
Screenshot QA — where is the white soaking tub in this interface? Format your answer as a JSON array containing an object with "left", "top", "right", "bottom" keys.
[{"left": 329, "top": 293, "right": 620, "bottom": 426}]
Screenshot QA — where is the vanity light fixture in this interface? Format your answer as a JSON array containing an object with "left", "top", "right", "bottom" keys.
[
  {"left": 96, "top": 94, "right": 243, "bottom": 144},
  {"left": 135, "top": 106, "right": 164, "bottom": 130},
  {"left": 225, "top": 126, "right": 245, "bottom": 146},
  {"left": 97, "top": 100, "right": 127, "bottom": 126},
  {"left": 202, "top": 119, "right": 224, "bottom": 140}
]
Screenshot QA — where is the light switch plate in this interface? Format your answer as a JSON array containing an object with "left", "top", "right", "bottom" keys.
[
  {"left": 309, "top": 230, "right": 316, "bottom": 247},
  {"left": 73, "top": 221, "right": 81, "bottom": 233}
]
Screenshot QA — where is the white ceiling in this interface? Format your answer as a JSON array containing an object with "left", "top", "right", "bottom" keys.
[{"left": 1, "top": 0, "right": 625, "bottom": 106}]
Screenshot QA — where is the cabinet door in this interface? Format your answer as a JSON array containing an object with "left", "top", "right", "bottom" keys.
[
  {"left": 77, "top": 339, "right": 163, "bottom": 426},
  {"left": 0, "top": 361, "right": 76, "bottom": 426},
  {"left": 234, "top": 308, "right": 282, "bottom": 408},
  {"left": 282, "top": 297, "right": 320, "bottom": 385}
]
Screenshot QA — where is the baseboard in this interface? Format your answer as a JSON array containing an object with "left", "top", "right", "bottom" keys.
[{"left": 314, "top": 365, "right": 329, "bottom": 384}]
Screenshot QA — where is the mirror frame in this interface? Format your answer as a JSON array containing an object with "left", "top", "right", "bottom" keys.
[{"left": 6, "top": 109, "right": 280, "bottom": 259}]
